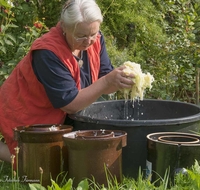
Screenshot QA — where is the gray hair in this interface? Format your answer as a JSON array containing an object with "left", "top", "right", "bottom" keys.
[{"left": 60, "top": 0, "right": 103, "bottom": 31}]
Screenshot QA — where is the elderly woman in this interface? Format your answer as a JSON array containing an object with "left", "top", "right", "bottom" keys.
[{"left": 0, "top": 0, "right": 134, "bottom": 162}]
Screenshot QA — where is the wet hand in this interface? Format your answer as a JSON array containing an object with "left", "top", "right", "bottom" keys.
[{"left": 104, "top": 66, "right": 135, "bottom": 93}]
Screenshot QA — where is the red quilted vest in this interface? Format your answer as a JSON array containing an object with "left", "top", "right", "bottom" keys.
[{"left": 0, "top": 22, "right": 100, "bottom": 155}]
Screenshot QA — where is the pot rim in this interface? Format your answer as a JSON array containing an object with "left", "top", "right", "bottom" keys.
[{"left": 69, "top": 99, "right": 200, "bottom": 127}]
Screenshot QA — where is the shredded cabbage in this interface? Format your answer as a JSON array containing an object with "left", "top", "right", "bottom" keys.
[{"left": 122, "top": 61, "right": 154, "bottom": 101}]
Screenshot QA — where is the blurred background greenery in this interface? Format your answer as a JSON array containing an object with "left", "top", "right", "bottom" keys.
[{"left": 0, "top": 0, "right": 200, "bottom": 103}]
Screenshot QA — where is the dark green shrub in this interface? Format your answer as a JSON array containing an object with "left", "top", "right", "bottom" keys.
[{"left": 0, "top": 0, "right": 200, "bottom": 102}]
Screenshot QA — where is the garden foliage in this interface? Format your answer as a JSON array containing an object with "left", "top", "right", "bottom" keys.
[
  {"left": 1, "top": 159, "right": 200, "bottom": 189},
  {"left": 0, "top": 0, "right": 200, "bottom": 102}
]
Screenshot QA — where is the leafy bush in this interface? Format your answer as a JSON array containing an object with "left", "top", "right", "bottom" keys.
[
  {"left": 0, "top": 0, "right": 200, "bottom": 102},
  {"left": 98, "top": 0, "right": 200, "bottom": 103},
  {"left": 0, "top": 0, "right": 49, "bottom": 85}
]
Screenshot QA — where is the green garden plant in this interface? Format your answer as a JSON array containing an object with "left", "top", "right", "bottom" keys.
[
  {"left": 1, "top": 0, "right": 200, "bottom": 102},
  {"left": 1, "top": 158, "right": 200, "bottom": 190},
  {"left": 0, "top": 0, "right": 48, "bottom": 85},
  {"left": 97, "top": 0, "right": 200, "bottom": 103}
]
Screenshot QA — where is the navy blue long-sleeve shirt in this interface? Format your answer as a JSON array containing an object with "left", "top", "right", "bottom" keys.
[{"left": 32, "top": 34, "right": 113, "bottom": 108}]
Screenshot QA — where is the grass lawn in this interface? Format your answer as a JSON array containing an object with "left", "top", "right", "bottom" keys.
[
  {"left": 0, "top": 161, "right": 29, "bottom": 190},
  {"left": 0, "top": 159, "right": 200, "bottom": 190}
]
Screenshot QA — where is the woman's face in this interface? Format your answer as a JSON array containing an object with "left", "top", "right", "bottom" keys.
[{"left": 65, "top": 21, "right": 100, "bottom": 51}]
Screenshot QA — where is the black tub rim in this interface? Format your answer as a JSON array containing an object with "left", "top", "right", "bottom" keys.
[{"left": 69, "top": 99, "right": 200, "bottom": 127}]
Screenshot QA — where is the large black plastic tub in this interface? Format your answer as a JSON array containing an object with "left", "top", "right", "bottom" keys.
[{"left": 69, "top": 99, "right": 200, "bottom": 179}]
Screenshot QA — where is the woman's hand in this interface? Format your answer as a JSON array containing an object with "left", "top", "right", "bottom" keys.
[
  {"left": 61, "top": 66, "right": 134, "bottom": 114},
  {"left": 102, "top": 66, "right": 135, "bottom": 94}
]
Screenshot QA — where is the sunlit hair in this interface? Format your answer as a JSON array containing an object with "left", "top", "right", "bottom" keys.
[{"left": 60, "top": 0, "right": 103, "bottom": 32}]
